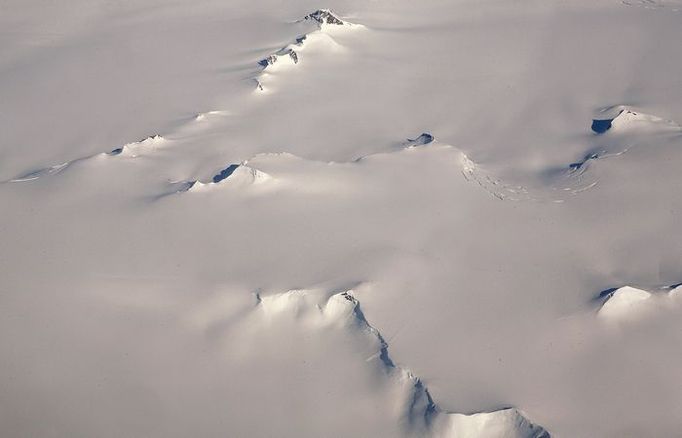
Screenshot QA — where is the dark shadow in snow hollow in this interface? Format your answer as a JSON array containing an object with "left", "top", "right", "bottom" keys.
[
  {"left": 213, "top": 164, "right": 240, "bottom": 183},
  {"left": 591, "top": 119, "right": 613, "bottom": 134},
  {"left": 591, "top": 109, "right": 625, "bottom": 134}
]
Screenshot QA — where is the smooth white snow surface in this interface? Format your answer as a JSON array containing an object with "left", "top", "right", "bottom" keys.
[
  {"left": 598, "top": 286, "right": 652, "bottom": 321},
  {"left": 2, "top": 1, "right": 682, "bottom": 437}
]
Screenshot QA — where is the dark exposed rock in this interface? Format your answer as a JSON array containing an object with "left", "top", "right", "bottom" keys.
[
  {"left": 568, "top": 152, "right": 600, "bottom": 171},
  {"left": 591, "top": 119, "right": 614, "bottom": 134},
  {"left": 258, "top": 55, "right": 277, "bottom": 68},
  {"left": 591, "top": 109, "right": 626, "bottom": 134},
  {"left": 407, "top": 133, "right": 434, "bottom": 146},
  {"left": 304, "top": 9, "right": 345, "bottom": 26},
  {"left": 258, "top": 49, "right": 298, "bottom": 69},
  {"left": 212, "top": 164, "right": 240, "bottom": 183}
]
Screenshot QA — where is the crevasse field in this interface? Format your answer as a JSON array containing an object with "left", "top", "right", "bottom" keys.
[{"left": 2, "top": 1, "right": 682, "bottom": 437}]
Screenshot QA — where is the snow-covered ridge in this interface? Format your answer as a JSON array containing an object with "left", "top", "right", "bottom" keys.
[
  {"left": 437, "top": 409, "right": 550, "bottom": 438},
  {"left": 6, "top": 108, "right": 231, "bottom": 186},
  {"left": 6, "top": 135, "right": 165, "bottom": 183},
  {"left": 107, "top": 135, "right": 164, "bottom": 158},
  {"left": 4, "top": 2, "right": 682, "bottom": 436},
  {"left": 8, "top": 161, "right": 72, "bottom": 183},
  {"left": 6, "top": 129, "right": 535, "bottom": 204},
  {"left": 597, "top": 284, "right": 682, "bottom": 323},
  {"left": 210, "top": 139, "right": 534, "bottom": 201},
  {"left": 194, "top": 110, "right": 229, "bottom": 122},
  {"left": 256, "top": 288, "right": 549, "bottom": 437},
  {"left": 246, "top": 138, "right": 534, "bottom": 201},
  {"left": 598, "top": 286, "right": 652, "bottom": 320},
  {"left": 254, "top": 9, "right": 362, "bottom": 92},
  {"left": 403, "top": 134, "right": 536, "bottom": 202},
  {"left": 178, "top": 163, "right": 271, "bottom": 193},
  {"left": 591, "top": 106, "right": 680, "bottom": 135}
]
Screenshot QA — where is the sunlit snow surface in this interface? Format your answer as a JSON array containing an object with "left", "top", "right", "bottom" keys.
[{"left": 2, "top": 1, "right": 682, "bottom": 437}]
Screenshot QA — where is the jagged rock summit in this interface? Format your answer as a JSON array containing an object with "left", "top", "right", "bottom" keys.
[
  {"left": 303, "top": 9, "right": 346, "bottom": 26},
  {"left": 256, "top": 9, "right": 349, "bottom": 70},
  {"left": 258, "top": 49, "right": 298, "bottom": 68}
]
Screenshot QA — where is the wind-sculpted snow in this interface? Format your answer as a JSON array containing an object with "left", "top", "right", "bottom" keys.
[
  {"left": 622, "top": 0, "right": 682, "bottom": 10},
  {"left": 9, "top": 161, "right": 72, "bottom": 182},
  {"left": 398, "top": 109, "right": 679, "bottom": 203},
  {"left": 253, "top": 288, "right": 549, "bottom": 438},
  {"left": 4, "top": 1, "right": 682, "bottom": 437},
  {"left": 7, "top": 135, "right": 165, "bottom": 183},
  {"left": 541, "top": 107, "right": 682, "bottom": 197},
  {"left": 593, "top": 106, "right": 681, "bottom": 135},
  {"left": 106, "top": 135, "right": 164, "bottom": 157},
  {"left": 254, "top": 10, "right": 362, "bottom": 93},
  {"left": 6, "top": 133, "right": 524, "bottom": 202},
  {"left": 179, "top": 164, "right": 271, "bottom": 193},
  {"left": 598, "top": 286, "right": 653, "bottom": 321},
  {"left": 194, "top": 110, "right": 229, "bottom": 122},
  {"left": 165, "top": 140, "right": 537, "bottom": 201},
  {"left": 257, "top": 49, "right": 298, "bottom": 70},
  {"left": 5, "top": 108, "right": 232, "bottom": 188},
  {"left": 597, "top": 284, "right": 682, "bottom": 324},
  {"left": 459, "top": 153, "right": 534, "bottom": 201},
  {"left": 259, "top": 142, "right": 537, "bottom": 202}
]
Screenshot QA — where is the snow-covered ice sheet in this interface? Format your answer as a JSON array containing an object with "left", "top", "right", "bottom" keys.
[{"left": 2, "top": 1, "right": 682, "bottom": 436}]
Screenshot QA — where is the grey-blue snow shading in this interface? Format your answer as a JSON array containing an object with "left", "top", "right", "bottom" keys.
[
  {"left": 176, "top": 181, "right": 196, "bottom": 192},
  {"left": 408, "top": 133, "right": 434, "bottom": 145},
  {"left": 569, "top": 152, "right": 600, "bottom": 171}
]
